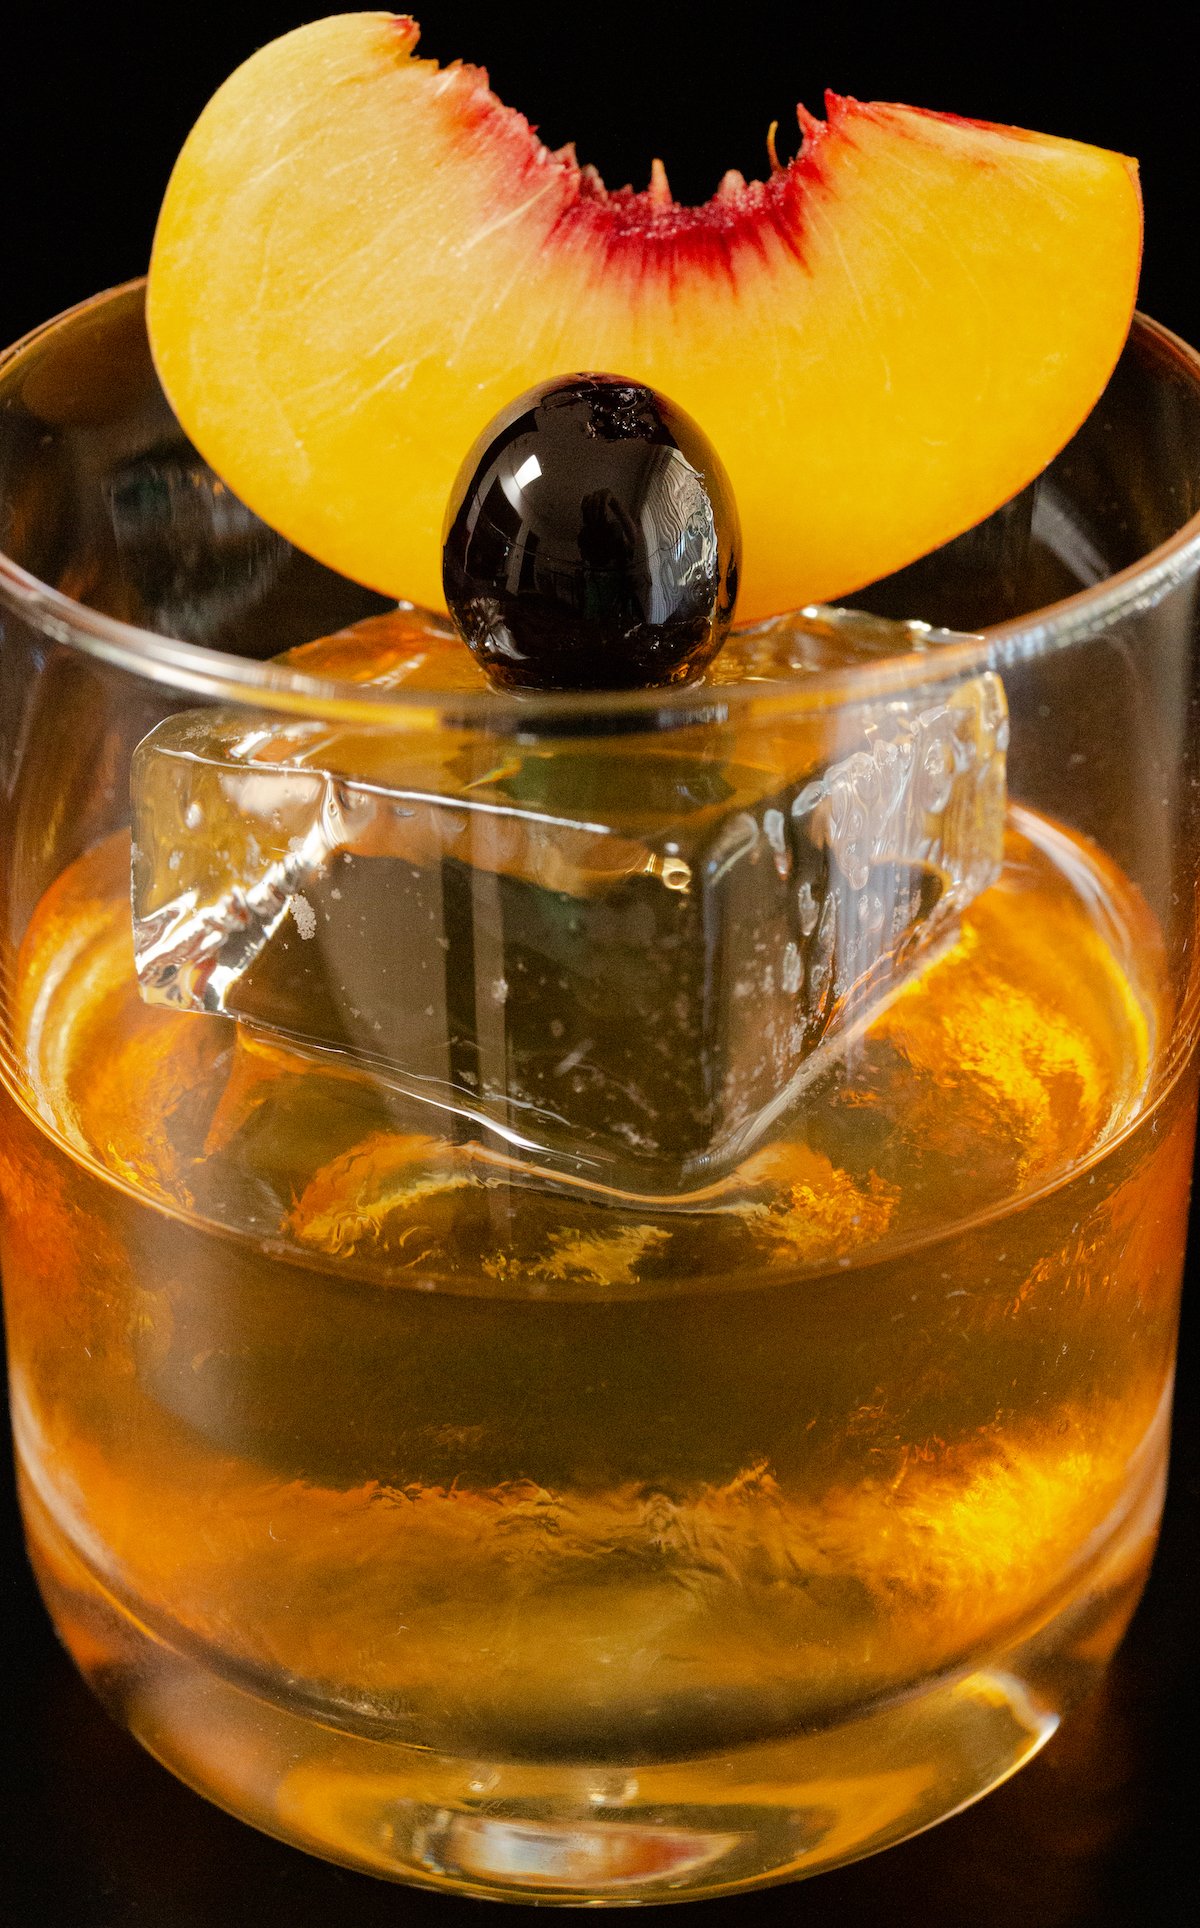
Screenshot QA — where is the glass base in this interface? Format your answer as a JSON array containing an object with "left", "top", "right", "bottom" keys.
[{"left": 19, "top": 1443, "right": 1163, "bottom": 1906}]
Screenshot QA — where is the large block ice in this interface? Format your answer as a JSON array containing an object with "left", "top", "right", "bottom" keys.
[{"left": 131, "top": 606, "right": 1007, "bottom": 1191}]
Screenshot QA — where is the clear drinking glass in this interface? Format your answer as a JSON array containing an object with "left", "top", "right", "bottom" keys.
[{"left": 1, "top": 282, "right": 1199, "bottom": 1905}]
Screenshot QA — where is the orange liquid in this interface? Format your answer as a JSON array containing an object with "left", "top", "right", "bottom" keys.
[{"left": 0, "top": 806, "right": 1191, "bottom": 1896}]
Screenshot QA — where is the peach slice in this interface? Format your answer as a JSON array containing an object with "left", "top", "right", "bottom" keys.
[{"left": 147, "top": 12, "right": 1141, "bottom": 621}]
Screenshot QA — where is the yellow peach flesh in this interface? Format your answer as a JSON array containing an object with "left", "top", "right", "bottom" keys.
[{"left": 147, "top": 12, "right": 1142, "bottom": 619}]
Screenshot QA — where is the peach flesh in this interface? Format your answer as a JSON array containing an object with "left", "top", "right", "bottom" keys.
[{"left": 147, "top": 12, "right": 1142, "bottom": 620}]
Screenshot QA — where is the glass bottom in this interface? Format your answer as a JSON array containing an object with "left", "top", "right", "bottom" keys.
[{"left": 20, "top": 1423, "right": 1165, "bottom": 1906}]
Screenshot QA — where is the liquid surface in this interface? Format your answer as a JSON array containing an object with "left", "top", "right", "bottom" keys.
[{"left": 0, "top": 808, "right": 1190, "bottom": 1768}]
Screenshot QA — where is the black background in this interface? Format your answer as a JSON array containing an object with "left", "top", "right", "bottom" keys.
[{"left": 1, "top": 4, "right": 1197, "bottom": 1923}]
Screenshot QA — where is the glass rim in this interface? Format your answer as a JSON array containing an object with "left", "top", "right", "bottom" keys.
[{"left": 3, "top": 278, "right": 1200, "bottom": 727}]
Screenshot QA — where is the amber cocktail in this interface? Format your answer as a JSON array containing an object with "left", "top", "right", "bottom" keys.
[{"left": 2, "top": 288, "right": 1199, "bottom": 1902}]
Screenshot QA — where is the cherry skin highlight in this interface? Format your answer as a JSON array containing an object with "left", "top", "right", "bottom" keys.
[{"left": 442, "top": 376, "right": 741, "bottom": 692}]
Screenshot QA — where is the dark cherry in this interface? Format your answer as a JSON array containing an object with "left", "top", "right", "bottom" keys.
[{"left": 441, "top": 374, "right": 740, "bottom": 692}]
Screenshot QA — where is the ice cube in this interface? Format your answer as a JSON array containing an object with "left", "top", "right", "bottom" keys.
[{"left": 131, "top": 604, "right": 1007, "bottom": 1191}]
